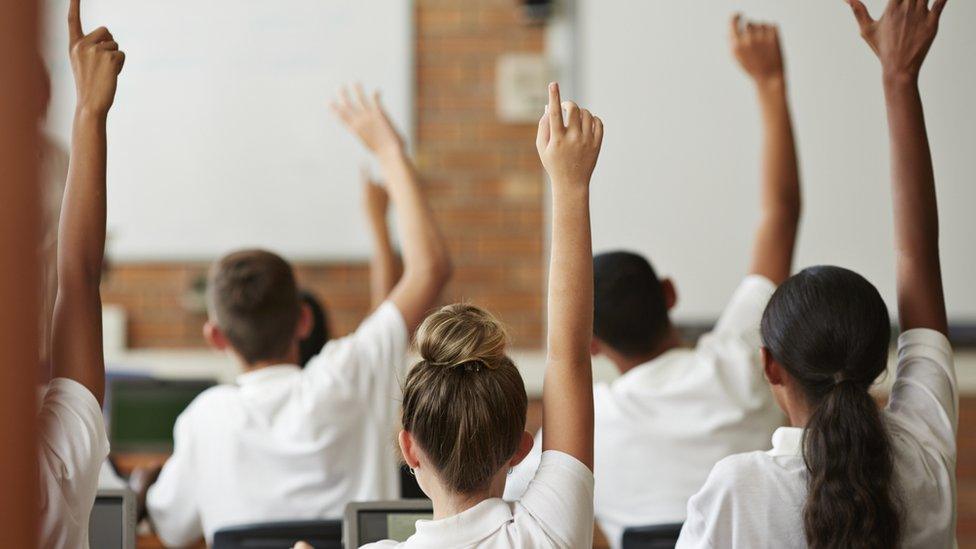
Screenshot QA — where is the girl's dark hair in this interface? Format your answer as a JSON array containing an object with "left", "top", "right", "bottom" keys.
[
  {"left": 401, "top": 304, "right": 527, "bottom": 494},
  {"left": 298, "top": 290, "right": 331, "bottom": 367},
  {"left": 761, "top": 266, "right": 899, "bottom": 549}
]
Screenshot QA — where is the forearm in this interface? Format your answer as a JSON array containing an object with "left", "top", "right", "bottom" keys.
[
  {"left": 542, "top": 184, "right": 594, "bottom": 466},
  {"left": 883, "top": 75, "right": 947, "bottom": 333},
  {"left": 59, "top": 108, "right": 108, "bottom": 287},
  {"left": 368, "top": 215, "right": 400, "bottom": 309},
  {"left": 749, "top": 78, "right": 801, "bottom": 283},
  {"left": 378, "top": 149, "right": 450, "bottom": 281}
]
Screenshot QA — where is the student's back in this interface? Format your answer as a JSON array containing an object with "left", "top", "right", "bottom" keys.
[{"left": 147, "top": 298, "right": 408, "bottom": 545}]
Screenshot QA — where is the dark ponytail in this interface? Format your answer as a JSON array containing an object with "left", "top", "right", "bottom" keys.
[{"left": 761, "top": 266, "right": 900, "bottom": 549}]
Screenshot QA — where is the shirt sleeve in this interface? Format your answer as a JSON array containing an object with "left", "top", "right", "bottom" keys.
[
  {"left": 304, "top": 301, "right": 409, "bottom": 416},
  {"left": 884, "top": 328, "right": 957, "bottom": 460},
  {"left": 517, "top": 450, "right": 595, "bottom": 549},
  {"left": 37, "top": 378, "right": 110, "bottom": 524},
  {"left": 707, "top": 275, "right": 776, "bottom": 350},
  {"left": 146, "top": 410, "right": 204, "bottom": 547},
  {"left": 503, "top": 429, "right": 543, "bottom": 501}
]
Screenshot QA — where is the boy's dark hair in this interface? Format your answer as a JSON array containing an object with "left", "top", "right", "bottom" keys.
[
  {"left": 593, "top": 251, "right": 670, "bottom": 356},
  {"left": 207, "top": 249, "right": 301, "bottom": 364}
]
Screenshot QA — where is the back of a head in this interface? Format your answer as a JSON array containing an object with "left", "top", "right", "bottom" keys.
[
  {"left": 593, "top": 251, "right": 670, "bottom": 356},
  {"left": 401, "top": 304, "right": 527, "bottom": 495},
  {"left": 207, "top": 249, "right": 301, "bottom": 365},
  {"left": 760, "top": 266, "right": 898, "bottom": 549}
]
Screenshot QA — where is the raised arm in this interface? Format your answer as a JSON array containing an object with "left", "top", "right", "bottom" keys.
[
  {"left": 731, "top": 15, "right": 802, "bottom": 285},
  {"left": 538, "top": 83, "right": 603, "bottom": 468},
  {"left": 847, "top": 0, "right": 948, "bottom": 334},
  {"left": 361, "top": 167, "right": 402, "bottom": 310},
  {"left": 331, "top": 86, "right": 452, "bottom": 332},
  {"left": 51, "top": 0, "right": 124, "bottom": 405}
]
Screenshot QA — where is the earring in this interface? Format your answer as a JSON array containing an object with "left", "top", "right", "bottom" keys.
[
  {"left": 409, "top": 468, "right": 417, "bottom": 477},
  {"left": 508, "top": 468, "right": 514, "bottom": 476}
]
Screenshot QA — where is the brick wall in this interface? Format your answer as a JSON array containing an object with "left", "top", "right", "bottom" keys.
[{"left": 101, "top": 0, "right": 547, "bottom": 349}]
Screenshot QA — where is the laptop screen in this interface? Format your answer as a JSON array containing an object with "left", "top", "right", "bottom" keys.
[
  {"left": 88, "top": 496, "right": 124, "bottom": 549},
  {"left": 108, "top": 379, "right": 214, "bottom": 452},
  {"left": 357, "top": 510, "right": 432, "bottom": 544}
]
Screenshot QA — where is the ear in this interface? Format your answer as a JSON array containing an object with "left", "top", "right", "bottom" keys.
[
  {"left": 296, "top": 303, "right": 313, "bottom": 340},
  {"left": 761, "top": 347, "right": 785, "bottom": 386},
  {"left": 509, "top": 431, "right": 535, "bottom": 467},
  {"left": 590, "top": 337, "right": 604, "bottom": 357},
  {"left": 398, "top": 430, "right": 421, "bottom": 469},
  {"left": 203, "top": 321, "right": 229, "bottom": 351},
  {"left": 661, "top": 278, "right": 678, "bottom": 311}
]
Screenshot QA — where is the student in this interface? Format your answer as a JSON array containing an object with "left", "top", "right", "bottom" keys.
[
  {"left": 505, "top": 16, "right": 799, "bottom": 547},
  {"left": 357, "top": 82, "right": 603, "bottom": 548},
  {"left": 139, "top": 87, "right": 452, "bottom": 546},
  {"left": 38, "top": 0, "right": 124, "bottom": 546},
  {"left": 297, "top": 169, "right": 401, "bottom": 367},
  {"left": 677, "top": 1, "right": 954, "bottom": 547}
]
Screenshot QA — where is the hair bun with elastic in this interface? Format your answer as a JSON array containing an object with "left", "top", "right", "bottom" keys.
[{"left": 416, "top": 304, "right": 509, "bottom": 371}]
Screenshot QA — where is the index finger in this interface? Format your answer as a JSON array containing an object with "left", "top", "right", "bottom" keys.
[
  {"left": 68, "top": 0, "right": 84, "bottom": 46},
  {"left": 547, "top": 82, "right": 564, "bottom": 135},
  {"left": 729, "top": 13, "right": 743, "bottom": 39}
]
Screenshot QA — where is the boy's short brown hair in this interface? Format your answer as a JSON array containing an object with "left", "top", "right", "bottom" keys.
[{"left": 207, "top": 249, "right": 300, "bottom": 364}]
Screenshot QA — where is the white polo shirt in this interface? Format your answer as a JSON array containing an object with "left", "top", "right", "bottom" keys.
[
  {"left": 363, "top": 450, "right": 594, "bottom": 549},
  {"left": 147, "top": 302, "right": 408, "bottom": 546},
  {"left": 677, "top": 328, "right": 957, "bottom": 549},
  {"left": 38, "top": 378, "right": 111, "bottom": 549},
  {"left": 505, "top": 276, "right": 784, "bottom": 548}
]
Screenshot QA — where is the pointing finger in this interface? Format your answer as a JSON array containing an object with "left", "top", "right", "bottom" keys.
[
  {"left": 547, "top": 82, "right": 564, "bottom": 137},
  {"left": 68, "top": 0, "right": 84, "bottom": 46}
]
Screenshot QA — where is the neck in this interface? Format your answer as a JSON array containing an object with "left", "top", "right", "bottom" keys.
[
  {"left": 609, "top": 327, "right": 683, "bottom": 375},
  {"left": 240, "top": 345, "right": 300, "bottom": 372},
  {"left": 424, "top": 469, "right": 507, "bottom": 521}
]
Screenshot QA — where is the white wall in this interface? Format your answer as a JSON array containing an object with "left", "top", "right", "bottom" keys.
[
  {"left": 575, "top": 0, "right": 976, "bottom": 322},
  {"left": 41, "top": 0, "right": 413, "bottom": 261}
]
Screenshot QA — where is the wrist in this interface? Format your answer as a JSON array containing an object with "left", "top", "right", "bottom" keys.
[
  {"left": 882, "top": 70, "right": 920, "bottom": 90},
  {"left": 550, "top": 180, "right": 591, "bottom": 199},
  {"left": 75, "top": 104, "right": 109, "bottom": 122},
  {"left": 754, "top": 75, "right": 786, "bottom": 95},
  {"left": 376, "top": 145, "right": 407, "bottom": 166}
]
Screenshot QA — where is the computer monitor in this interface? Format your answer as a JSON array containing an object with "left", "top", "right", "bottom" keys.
[
  {"left": 105, "top": 376, "right": 215, "bottom": 452},
  {"left": 88, "top": 488, "right": 136, "bottom": 549},
  {"left": 344, "top": 500, "right": 433, "bottom": 547}
]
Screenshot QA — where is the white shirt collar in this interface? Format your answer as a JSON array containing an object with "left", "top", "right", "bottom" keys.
[
  {"left": 410, "top": 498, "right": 513, "bottom": 547},
  {"left": 767, "top": 426, "right": 804, "bottom": 457},
  {"left": 235, "top": 364, "right": 301, "bottom": 386}
]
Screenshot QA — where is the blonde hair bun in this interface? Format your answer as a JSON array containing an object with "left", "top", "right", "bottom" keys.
[{"left": 416, "top": 304, "right": 509, "bottom": 370}]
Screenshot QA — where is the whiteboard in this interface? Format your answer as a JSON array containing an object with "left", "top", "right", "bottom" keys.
[
  {"left": 575, "top": 0, "right": 976, "bottom": 321},
  {"left": 41, "top": 0, "right": 413, "bottom": 261}
]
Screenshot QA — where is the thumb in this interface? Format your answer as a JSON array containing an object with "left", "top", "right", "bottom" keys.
[{"left": 846, "top": 0, "right": 874, "bottom": 32}]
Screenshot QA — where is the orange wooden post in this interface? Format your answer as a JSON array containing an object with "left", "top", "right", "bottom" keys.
[{"left": 0, "top": 0, "right": 42, "bottom": 545}]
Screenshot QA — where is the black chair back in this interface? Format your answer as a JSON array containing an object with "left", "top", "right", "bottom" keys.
[
  {"left": 621, "top": 523, "right": 684, "bottom": 549},
  {"left": 212, "top": 519, "right": 342, "bottom": 549}
]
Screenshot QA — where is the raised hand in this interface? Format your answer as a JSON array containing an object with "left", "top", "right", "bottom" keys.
[
  {"left": 68, "top": 0, "right": 124, "bottom": 116},
  {"left": 536, "top": 83, "right": 604, "bottom": 188},
  {"left": 730, "top": 14, "right": 785, "bottom": 85},
  {"left": 846, "top": 0, "right": 948, "bottom": 79},
  {"left": 361, "top": 166, "right": 389, "bottom": 223},
  {"left": 330, "top": 85, "right": 404, "bottom": 158}
]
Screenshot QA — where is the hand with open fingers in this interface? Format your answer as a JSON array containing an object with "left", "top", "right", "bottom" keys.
[
  {"left": 730, "top": 14, "right": 785, "bottom": 84},
  {"left": 846, "top": 0, "right": 949, "bottom": 79},
  {"left": 362, "top": 166, "right": 389, "bottom": 222},
  {"left": 536, "top": 82, "right": 604, "bottom": 189},
  {"left": 68, "top": 0, "right": 124, "bottom": 116},
  {"left": 330, "top": 85, "right": 404, "bottom": 158}
]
